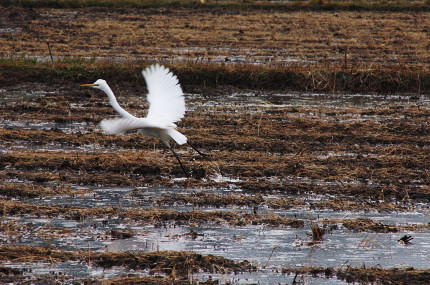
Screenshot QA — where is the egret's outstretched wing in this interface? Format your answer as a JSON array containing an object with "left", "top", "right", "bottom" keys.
[
  {"left": 100, "top": 117, "right": 187, "bottom": 145},
  {"left": 142, "top": 64, "right": 185, "bottom": 125},
  {"left": 100, "top": 117, "right": 165, "bottom": 135}
]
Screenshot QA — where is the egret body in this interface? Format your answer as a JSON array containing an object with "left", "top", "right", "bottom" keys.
[{"left": 81, "top": 64, "right": 206, "bottom": 177}]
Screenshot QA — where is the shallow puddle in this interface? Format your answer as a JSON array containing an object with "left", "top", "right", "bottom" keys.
[{"left": 13, "top": 187, "right": 430, "bottom": 269}]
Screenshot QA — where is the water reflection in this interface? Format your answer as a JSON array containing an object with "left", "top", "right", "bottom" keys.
[{"left": 12, "top": 187, "right": 428, "bottom": 272}]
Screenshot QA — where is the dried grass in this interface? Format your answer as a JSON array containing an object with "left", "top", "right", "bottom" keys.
[
  {"left": 0, "top": 200, "right": 304, "bottom": 227},
  {"left": 1, "top": 7, "right": 430, "bottom": 92},
  {"left": 0, "top": 245, "right": 255, "bottom": 277}
]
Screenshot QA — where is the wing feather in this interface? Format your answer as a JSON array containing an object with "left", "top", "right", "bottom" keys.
[
  {"left": 100, "top": 117, "right": 165, "bottom": 134},
  {"left": 142, "top": 64, "right": 185, "bottom": 125}
]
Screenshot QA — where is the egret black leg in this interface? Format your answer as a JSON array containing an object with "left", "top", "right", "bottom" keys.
[
  {"left": 168, "top": 146, "right": 189, "bottom": 178},
  {"left": 187, "top": 142, "right": 211, "bottom": 160}
]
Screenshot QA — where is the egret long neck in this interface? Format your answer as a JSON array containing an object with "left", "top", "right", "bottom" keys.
[{"left": 102, "top": 84, "right": 135, "bottom": 119}]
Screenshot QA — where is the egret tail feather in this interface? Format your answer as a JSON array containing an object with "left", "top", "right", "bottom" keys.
[{"left": 168, "top": 129, "right": 187, "bottom": 145}]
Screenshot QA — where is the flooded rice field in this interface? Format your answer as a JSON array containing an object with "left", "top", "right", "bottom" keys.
[{"left": 1, "top": 83, "right": 430, "bottom": 284}]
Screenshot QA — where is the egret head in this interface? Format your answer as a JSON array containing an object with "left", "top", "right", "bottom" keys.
[{"left": 80, "top": 79, "right": 107, "bottom": 90}]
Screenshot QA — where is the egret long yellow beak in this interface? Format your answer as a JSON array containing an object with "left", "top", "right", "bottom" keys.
[{"left": 80, "top": 84, "right": 99, "bottom": 87}]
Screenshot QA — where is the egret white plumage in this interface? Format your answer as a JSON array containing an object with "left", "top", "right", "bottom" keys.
[{"left": 81, "top": 64, "right": 207, "bottom": 178}]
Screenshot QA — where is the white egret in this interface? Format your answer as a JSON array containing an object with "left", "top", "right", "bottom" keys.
[{"left": 81, "top": 64, "right": 207, "bottom": 178}]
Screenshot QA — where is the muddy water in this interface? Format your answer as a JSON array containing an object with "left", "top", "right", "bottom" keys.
[
  {"left": 3, "top": 185, "right": 430, "bottom": 284},
  {"left": 21, "top": 187, "right": 430, "bottom": 267},
  {"left": 1, "top": 86, "right": 430, "bottom": 284}
]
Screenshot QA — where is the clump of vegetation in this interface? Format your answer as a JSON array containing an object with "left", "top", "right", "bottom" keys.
[
  {"left": 1, "top": 58, "right": 429, "bottom": 94},
  {"left": 0, "top": 200, "right": 304, "bottom": 227},
  {"left": 342, "top": 218, "right": 399, "bottom": 233},
  {"left": 336, "top": 267, "right": 430, "bottom": 284},
  {"left": 0, "top": 183, "right": 88, "bottom": 198},
  {"left": 309, "top": 218, "right": 326, "bottom": 243},
  {"left": 283, "top": 266, "right": 430, "bottom": 284},
  {"left": 0, "top": 245, "right": 256, "bottom": 278}
]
